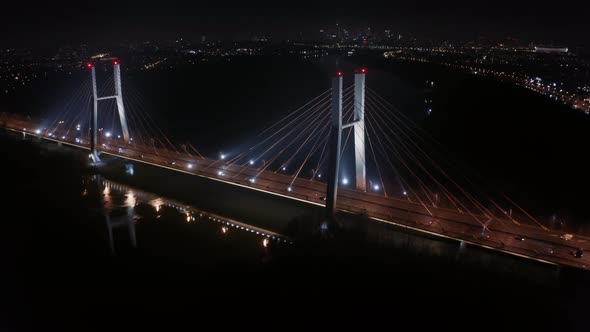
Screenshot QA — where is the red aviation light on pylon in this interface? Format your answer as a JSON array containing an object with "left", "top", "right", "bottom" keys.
[
  {"left": 360, "top": 68, "right": 366, "bottom": 74},
  {"left": 337, "top": 71, "right": 343, "bottom": 77},
  {"left": 113, "top": 60, "right": 119, "bottom": 65},
  {"left": 86, "top": 63, "right": 93, "bottom": 69}
]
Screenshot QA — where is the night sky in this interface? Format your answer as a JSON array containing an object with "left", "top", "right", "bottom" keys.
[{"left": 3, "top": 0, "right": 589, "bottom": 48}]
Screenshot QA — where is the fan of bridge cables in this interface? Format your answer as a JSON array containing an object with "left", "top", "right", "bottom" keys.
[
  {"left": 41, "top": 70, "right": 204, "bottom": 159},
  {"left": 42, "top": 72, "right": 548, "bottom": 232},
  {"left": 215, "top": 84, "right": 548, "bottom": 232},
  {"left": 364, "top": 87, "right": 549, "bottom": 230}
]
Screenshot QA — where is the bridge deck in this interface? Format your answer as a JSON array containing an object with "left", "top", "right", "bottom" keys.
[{"left": 4, "top": 116, "right": 589, "bottom": 271}]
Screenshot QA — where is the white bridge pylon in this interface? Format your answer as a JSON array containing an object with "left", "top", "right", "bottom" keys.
[
  {"left": 326, "top": 69, "right": 367, "bottom": 220},
  {"left": 88, "top": 60, "right": 130, "bottom": 163}
]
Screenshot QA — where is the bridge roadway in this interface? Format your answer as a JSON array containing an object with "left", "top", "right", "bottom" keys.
[{"left": 4, "top": 116, "right": 589, "bottom": 271}]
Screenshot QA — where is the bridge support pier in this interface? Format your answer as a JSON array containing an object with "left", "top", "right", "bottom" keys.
[
  {"left": 325, "top": 70, "right": 368, "bottom": 226},
  {"left": 90, "top": 65, "right": 100, "bottom": 163},
  {"left": 325, "top": 74, "right": 343, "bottom": 225},
  {"left": 88, "top": 60, "right": 131, "bottom": 165}
]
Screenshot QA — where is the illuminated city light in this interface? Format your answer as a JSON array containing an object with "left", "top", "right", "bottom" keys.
[
  {"left": 218, "top": 170, "right": 224, "bottom": 176},
  {"left": 282, "top": 166, "right": 286, "bottom": 171},
  {"left": 187, "top": 164, "right": 193, "bottom": 169},
  {"left": 105, "top": 131, "right": 112, "bottom": 138},
  {"left": 249, "top": 178, "right": 256, "bottom": 184},
  {"left": 263, "top": 238, "right": 269, "bottom": 248},
  {"left": 403, "top": 191, "right": 408, "bottom": 196},
  {"left": 249, "top": 160, "right": 254, "bottom": 165},
  {"left": 220, "top": 153, "right": 226, "bottom": 160},
  {"left": 373, "top": 184, "right": 380, "bottom": 191},
  {"left": 35, "top": 129, "right": 41, "bottom": 134},
  {"left": 62, "top": 136, "right": 66, "bottom": 139},
  {"left": 342, "top": 177, "right": 349, "bottom": 185},
  {"left": 222, "top": 226, "right": 228, "bottom": 234},
  {"left": 287, "top": 186, "right": 292, "bottom": 192}
]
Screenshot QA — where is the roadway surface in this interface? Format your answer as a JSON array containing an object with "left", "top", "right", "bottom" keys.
[{"left": 3, "top": 115, "right": 589, "bottom": 271}]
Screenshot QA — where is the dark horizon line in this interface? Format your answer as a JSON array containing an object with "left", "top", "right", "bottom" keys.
[{"left": 5, "top": 33, "right": 588, "bottom": 54}]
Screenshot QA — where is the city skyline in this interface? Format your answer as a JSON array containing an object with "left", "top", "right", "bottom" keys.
[{"left": 3, "top": 1, "right": 589, "bottom": 49}]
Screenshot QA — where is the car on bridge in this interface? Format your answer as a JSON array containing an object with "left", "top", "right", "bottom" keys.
[{"left": 561, "top": 234, "right": 574, "bottom": 241}]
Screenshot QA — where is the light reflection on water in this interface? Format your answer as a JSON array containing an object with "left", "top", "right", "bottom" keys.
[
  {"left": 84, "top": 175, "right": 291, "bottom": 256},
  {"left": 149, "top": 198, "right": 164, "bottom": 213},
  {"left": 125, "top": 190, "right": 137, "bottom": 208},
  {"left": 102, "top": 185, "right": 112, "bottom": 210}
]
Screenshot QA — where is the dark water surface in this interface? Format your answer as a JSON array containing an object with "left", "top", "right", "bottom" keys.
[{"left": 3, "top": 130, "right": 590, "bottom": 331}]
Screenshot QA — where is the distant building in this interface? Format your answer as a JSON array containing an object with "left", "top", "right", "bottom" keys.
[{"left": 534, "top": 46, "right": 568, "bottom": 54}]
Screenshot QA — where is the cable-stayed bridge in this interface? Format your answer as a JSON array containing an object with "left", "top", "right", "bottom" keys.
[{"left": 1, "top": 59, "right": 588, "bottom": 271}]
